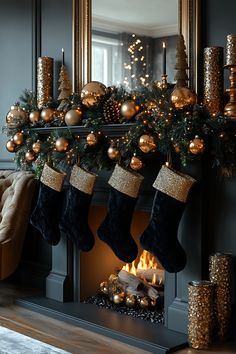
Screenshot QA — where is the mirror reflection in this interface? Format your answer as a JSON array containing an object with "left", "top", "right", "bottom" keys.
[{"left": 92, "top": 0, "right": 178, "bottom": 90}]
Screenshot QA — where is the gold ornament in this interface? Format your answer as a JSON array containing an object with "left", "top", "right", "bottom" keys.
[
  {"left": 120, "top": 100, "right": 139, "bottom": 120},
  {"left": 13, "top": 132, "right": 24, "bottom": 145},
  {"left": 6, "top": 140, "right": 16, "bottom": 152},
  {"left": 99, "top": 281, "right": 108, "bottom": 295},
  {"left": 40, "top": 107, "right": 55, "bottom": 123},
  {"left": 32, "top": 140, "right": 42, "bottom": 154},
  {"left": 171, "top": 87, "right": 197, "bottom": 109},
  {"left": 150, "top": 298, "right": 157, "bottom": 307},
  {"left": 86, "top": 132, "right": 97, "bottom": 146},
  {"left": 173, "top": 143, "right": 181, "bottom": 153},
  {"left": 126, "top": 294, "right": 136, "bottom": 307},
  {"left": 113, "top": 292, "right": 125, "bottom": 304},
  {"left": 130, "top": 155, "right": 143, "bottom": 171},
  {"left": 81, "top": 81, "right": 106, "bottom": 108},
  {"left": 29, "top": 110, "right": 41, "bottom": 124},
  {"left": 107, "top": 146, "right": 120, "bottom": 160},
  {"left": 25, "top": 150, "right": 36, "bottom": 162},
  {"left": 6, "top": 105, "right": 28, "bottom": 128},
  {"left": 139, "top": 296, "right": 150, "bottom": 308},
  {"left": 55, "top": 137, "right": 69, "bottom": 152},
  {"left": 65, "top": 108, "right": 83, "bottom": 126},
  {"left": 138, "top": 134, "right": 156, "bottom": 153},
  {"left": 189, "top": 135, "right": 205, "bottom": 155}
]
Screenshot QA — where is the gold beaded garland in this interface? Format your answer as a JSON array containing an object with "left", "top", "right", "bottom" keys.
[
  {"left": 189, "top": 135, "right": 205, "bottom": 155},
  {"left": 138, "top": 134, "right": 156, "bottom": 153},
  {"left": 6, "top": 140, "right": 16, "bottom": 152},
  {"left": 55, "top": 137, "right": 69, "bottom": 152},
  {"left": 65, "top": 107, "right": 83, "bottom": 126},
  {"left": 32, "top": 140, "right": 42, "bottom": 154},
  {"left": 86, "top": 132, "right": 97, "bottom": 146},
  {"left": 120, "top": 100, "right": 139, "bottom": 120},
  {"left": 25, "top": 150, "right": 36, "bottom": 161},
  {"left": 13, "top": 132, "right": 24, "bottom": 145}
]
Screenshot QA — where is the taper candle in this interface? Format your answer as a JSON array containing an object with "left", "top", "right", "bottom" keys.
[
  {"left": 62, "top": 48, "right": 65, "bottom": 65},
  {"left": 162, "top": 42, "right": 166, "bottom": 76}
]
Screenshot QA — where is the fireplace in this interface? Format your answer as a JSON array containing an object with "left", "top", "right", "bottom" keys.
[{"left": 17, "top": 163, "right": 202, "bottom": 353}]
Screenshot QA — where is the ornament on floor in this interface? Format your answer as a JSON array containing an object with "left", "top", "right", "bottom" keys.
[
  {"left": 13, "top": 132, "right": 24, "bottom": 145},
  {"left": 113, "top": 292, "right": 125, "bottom": 304},
  {"left": 86, "top": 132, "right": 98, "bottom": 146},
  {"left": 6, "top": 105, "right": 28, "bottom": 128},
  {"left": 65, "top": 107, "right": 82, "bottom": 126},
  {"left": 189, "top": 135, "right": 205, "bottom": 155},
  {"left": 171, "top": 34, "right": 197, "bottom": 109},
  {"left": 55, "top": 137, "right": 69, "bottom": 152},
  {"left": 81, "top": 81, "right": 106, "bottom": 108},
  {"left": 103, "top": 97, "right": 120, "bottom": 123},
  {"left": 120, "top": 100, "right": 139, "bottom": 120},
  {"left": 130, "top": 154, "right": 143, "bottom": 171},
  {"left": 40, "top": 107, "right": 55, "bottom": 123},
  {"left": 25, "top": 150, "right": 36, "bottom": 162},
  {"left": 29, "top": 110, "right": 41, "bottom": 124},
  {"left": 138, "top": 134, "right": 156, "bottom": 153},
  {"left": 100, "top": 281, "right": 109, "bottom": 295},
  {"left": 32, "top": 140, "right": 42, "bottom": 154},
  {"left": 6, "top": 140, "right": 16, "bottom": 152},
  {"left": 126, "top": 294, "right": 136, "bottom": 307},
  {"left": 138, "top": 296, "right": 150, "bottom": 309}
]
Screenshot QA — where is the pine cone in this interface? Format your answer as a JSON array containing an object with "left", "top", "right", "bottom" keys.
[{"left": 103, "top": 98, "right": 120, "bottom": 124}]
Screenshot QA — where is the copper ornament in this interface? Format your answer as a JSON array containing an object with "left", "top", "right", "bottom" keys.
[
  {"left": 86, "top": 133, "right": 97, "bottom": 146},
  {"left": 40, "top": 107, "right": 55, "bottom": 123},
  {"left": 29, "top": 110, "right": 41, "bottom": 124},
  {"left": 32, "top": 141, "right": 42, "bottom": 154},
  {"left": 65, "top": 108, "right": 82, "bottom": 126},
  {"left": 25, "top": 150, "right": 36, "bottom": 162},
  {"left": 55, "top": 137, "right": 69, "bottom": 152},
  {"left": 6, "top": 140, "right": 16, "bottom": 152},
  {"left": 81, "top": 81, "right": 106, "bottom": 108},
  {"left": 107, "top": 146, "right": 120, "bottom": 160},
  {"left": 130, "top": 155, "right": 143, "bottom": 171},
  {"left": 6, "top": 105, "right": 28, "bottom": 128},
  {"left": 120, "top": 100, "right": 139, "bottom": 120},
  {"left": 189, "top": 136, "right": 205, "bottom": 155},
  {"left": 13, "top": 132, "right": 24, "bottom": 145},
  {"left": 138, "top": 134, "right": 156, "bottom": 153}
]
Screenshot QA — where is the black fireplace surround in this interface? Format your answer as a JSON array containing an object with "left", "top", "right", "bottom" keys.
[{"left": 17, "top": 124, "right": 205, "bottom": 354}]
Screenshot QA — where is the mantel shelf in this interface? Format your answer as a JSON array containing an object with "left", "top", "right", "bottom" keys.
[{"left": 31, "top": 123, "right": 134, "bottom": 137}]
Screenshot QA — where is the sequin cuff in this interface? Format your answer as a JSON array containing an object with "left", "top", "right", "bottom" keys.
[
  {"left": 153, "top": 165, "right": 196, "bottom": 203},
  {"left": 70, "top": 165, "right": 97, "bottom": 195},
  {"left": 108, "top": 164, "right": 144, "bottom": 198},
  {"left": 41, "top": 163, "right": 65, "bottom": 192}
]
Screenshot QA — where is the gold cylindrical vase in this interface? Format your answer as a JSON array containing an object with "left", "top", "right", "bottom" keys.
[
  {"left": 37, "top": 56, "right": 53, "bottom": 109},
  {"left": 209, "top": 253, "right": 232, "bottom": 341},
  {"left": 203, "top": 47, "right": 224, "bottom": 116},
  {"left": 188, "top": 280, "right": 215, "bottom": 349}
]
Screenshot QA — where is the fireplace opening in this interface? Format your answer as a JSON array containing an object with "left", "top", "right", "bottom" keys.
[{"left": 81, "top": 206, "right": 165, "bottom": 324}]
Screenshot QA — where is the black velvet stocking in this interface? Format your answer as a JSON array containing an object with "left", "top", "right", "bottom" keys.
[
  {"left": 30, "top": 182, "right": 63, "bottom": 245},
  {"left": 140, "top": 190, "right": 187, "bottom": 273},
  {"left": 97, "top": 187, "right": 138, "bottom": 263},
  {"left": 60, "top": 185, "right": 95, "bottom": 251}
]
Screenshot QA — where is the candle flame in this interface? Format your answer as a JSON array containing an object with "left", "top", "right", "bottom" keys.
[
  {"left": 62, "top": 48, "right": 64, "bottom": 52},
  {"left": 162, "top": 42, "right": 166, "bottom": 48}
]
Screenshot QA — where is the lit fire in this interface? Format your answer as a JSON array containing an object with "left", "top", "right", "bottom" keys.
[{"left": 122, "top": 250, "right": 164, "bottom": 287}]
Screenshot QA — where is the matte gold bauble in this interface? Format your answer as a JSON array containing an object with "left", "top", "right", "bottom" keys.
[
  {"left": 130, "top": 155, "right": 143, "bottom": 171},
  {"left": 6, "top": 140, "right": 16, "bottom": 152},
  {"left": 139, "top": 296, "right": 150, "bottom": 308},
  {"left": 65, "top": 108, "right": 83, "bottom": 126},
  {"left": 120, "top": 100, "right": 139, "bottom": 120},
  {"left": 25, "top": 150, "right": 36, "bottom": 162},
  {"left": 13, "top": 132, "right": 24, "bottom": 145},
  {"left": 40, "top": 107, "right": 55, "bottom": 123},
  {"left": 81, "top": 81, "right": 106, "bottom": 108},
  {"left": 126, "top": 294, "right": 136, "bottom": 307},
  {"left": 99, "top": 281, "right": 108, "bottom": 295},
  {"left": 29, "top": 110, "right": 40, "bottom": 124},
  {"left": 55, "top": 137, "right": 69, "bottom": 152},
  {"left": 107, "top": 146, "right": 120, "bottom": 160},
  {"left": 113, "top": 292, "right": 125, "bottom": 304},
  {"left": 32, "top": 140, "right": 42, "bottom": 154},
  {"left": 189, "top": 135, "right": 205, "bottom": 155},
  {"left": 86, "top": 133, "right": 97, "bottom": 146},
  {"left": 6, "top": 105, "right": 28, "bottom": 128},
  {"left": 138, "top": 134, "right": 156, "bottom": 153},
  {"left": 171, "top": 87, "right": 197, "bottom": 109}
]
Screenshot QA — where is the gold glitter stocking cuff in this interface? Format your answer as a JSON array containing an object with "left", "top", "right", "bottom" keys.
[
  {"left": 153, "top": 165, "right": 196, "bottom": 203},
  {"left": 70, "top": 165, "right": 97, "bottom": 195},
  {"left": 40, "top": 163, "right": 65, "bottom": 192},
  {"left": 108, "top": 164, "right": 144, "bottom": 198}
]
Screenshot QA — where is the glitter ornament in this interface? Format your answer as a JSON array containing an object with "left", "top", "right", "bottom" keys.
[
  {"left": 189, "top": 135, "right": 205, "bottom": 155},
  {"left": 65, "top": 107, "right": 82, "bottom": 126},
  {"left": 6, "top": 140, "right": 16, "bottom": 152},
  {"left": 55, "top": 137, "right": 69, "bottom": 152},
  {"left": 86, "top": 132, "right": 97, "bottom": 146},
  {"left": 120, "top": 100, "right": 139, "bottom": 120},
  {"left": 138, "top": 134, "right": 156, "bottom": 153},
  {"left": 81, "top": 81, "right": 106, "bottom": 108},
  {"left": 13, "top": 132, "right": 24, "bottom": 145}
]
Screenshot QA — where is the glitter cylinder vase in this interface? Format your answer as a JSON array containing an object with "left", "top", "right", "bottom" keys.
[
  {"left": 203, "top": 47, "right": 224, "bottom": 117},
  {"left": 209, "top": 253, "right": 232, "bottom": 341},
  {"left": 188, "top": 281, "right": 215, "bottom": 349},
  {"left": 37, "top": 56, "right": 54, "bottom": 109}
]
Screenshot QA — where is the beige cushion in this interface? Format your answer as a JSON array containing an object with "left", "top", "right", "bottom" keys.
[{"left": 0, "top": 170, "right": 36, "bottom": 280}]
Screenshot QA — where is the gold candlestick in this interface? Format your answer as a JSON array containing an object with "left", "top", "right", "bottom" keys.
[
  {"left": 160, "top": 74, "right": 168, "bottom": 89},
  {"left": 224, "top": 34, "right": 236, "bottom": 118}
]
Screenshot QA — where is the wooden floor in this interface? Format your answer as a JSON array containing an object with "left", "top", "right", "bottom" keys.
[{"left": 0, "top": 281, "right": 235, "bottom": 354}]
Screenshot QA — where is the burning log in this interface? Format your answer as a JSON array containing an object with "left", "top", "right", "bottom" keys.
[
  {"left": 118, "top": 269, "right": 159, "bottom": 300},
  {"left": 136, "top": 268, "right": 164, "bottom": 284}
]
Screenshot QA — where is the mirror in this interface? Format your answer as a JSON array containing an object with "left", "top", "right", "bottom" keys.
[{"left": 73, "top": 0, "right": 200, "bottom": 93}]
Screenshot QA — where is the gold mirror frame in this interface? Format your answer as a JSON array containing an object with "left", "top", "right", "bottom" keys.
[{"left": 72, "top": 0, "right": 200, "bottom": 93}]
